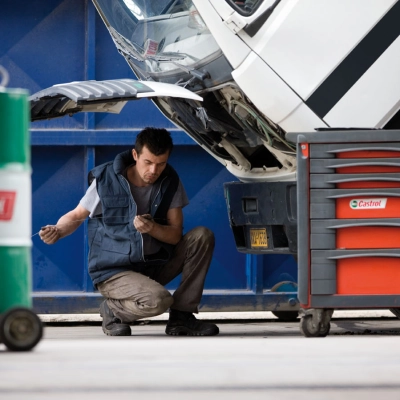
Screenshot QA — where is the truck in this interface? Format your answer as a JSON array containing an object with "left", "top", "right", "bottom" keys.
[{"left": 30, "top": 0, "right": 400, "bottom": 326}]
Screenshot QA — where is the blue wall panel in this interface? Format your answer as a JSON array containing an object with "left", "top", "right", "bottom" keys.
[
  {"left": 1, "top": 0, "right": 299, "bottom": 314},
  {"left": 31, "top": 147, "right": 87, "bottom": 292},
  {"left": 2, "top": 0, "right": 87, "bottom": 130}
]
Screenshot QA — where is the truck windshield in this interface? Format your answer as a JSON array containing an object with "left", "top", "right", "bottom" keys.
[{"left": 93, "top": 0, "right": 221, "bottom": 76}]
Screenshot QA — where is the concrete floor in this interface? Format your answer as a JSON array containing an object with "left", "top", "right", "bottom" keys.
[{"left": 2, "top": 311, "right": 400, "bottom": 400}]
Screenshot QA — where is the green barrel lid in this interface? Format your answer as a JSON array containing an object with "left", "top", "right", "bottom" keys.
[{"left": 0, "top": 89, "right": 30, "bottom": 168}]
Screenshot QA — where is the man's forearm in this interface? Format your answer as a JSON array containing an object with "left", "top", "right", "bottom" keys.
[
  {"left": 148, "top": 222, "right": 182, "bottom": 245},
  {"left": 40, "top": 204, "right": 90, "bottom": 245},
  {"left": 56, "top": 213, "right": 84, "bottom": 239}
]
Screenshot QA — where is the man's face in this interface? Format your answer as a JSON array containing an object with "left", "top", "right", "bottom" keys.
[{"left": 132, "top": 145, "right": 169, "bottom": 185}]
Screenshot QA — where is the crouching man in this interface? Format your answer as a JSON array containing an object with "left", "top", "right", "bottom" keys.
[{"left": 40, "top": 127, "right": 219, "bottom": 337}]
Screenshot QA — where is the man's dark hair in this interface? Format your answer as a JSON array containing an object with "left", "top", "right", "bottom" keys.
[{"left": 135, "top": 127, "right": 173, "bottom": 156}]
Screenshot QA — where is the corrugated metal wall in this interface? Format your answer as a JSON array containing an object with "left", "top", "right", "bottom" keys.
[{"left": 1, "top": 0, "right": 297, "bottom": 313}]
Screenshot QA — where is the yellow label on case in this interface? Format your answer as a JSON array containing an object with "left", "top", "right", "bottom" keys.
[{"left": 250, "top": 228, "right": 268, "bottom": 248}]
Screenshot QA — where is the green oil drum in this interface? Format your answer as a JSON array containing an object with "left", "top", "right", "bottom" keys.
[{"left": 0, "top": 87, "right": 32, "bottom": 314}]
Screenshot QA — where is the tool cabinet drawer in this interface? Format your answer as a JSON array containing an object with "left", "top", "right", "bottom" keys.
[
  {"left": 310, "top": 189, "right": 400, "bottom": 219},
  {"left": 310, "top": 219, "right": 400, "bottom": 249}
]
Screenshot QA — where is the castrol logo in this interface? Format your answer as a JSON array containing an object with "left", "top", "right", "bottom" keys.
[
  {"left": 0, "top": 191, "right": 16, "bottom": 221},
  {"left": 350, "top": 198, "right": 387, "bottom": 209}
]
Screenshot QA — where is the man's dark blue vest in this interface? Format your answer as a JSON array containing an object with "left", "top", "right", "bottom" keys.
[{"left": 87, "top": 150, "right": 179, "bottom": 286}]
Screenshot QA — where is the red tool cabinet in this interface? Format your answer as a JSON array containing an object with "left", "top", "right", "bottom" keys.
[{"left": 287, "top": 130, "right": 400, "bottom": 337}]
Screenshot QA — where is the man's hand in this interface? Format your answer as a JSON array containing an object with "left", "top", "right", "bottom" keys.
[
  {"left": 39, "top": 225, "right": 61, "bottom": 245},
  {"left": 134, "top": 214, "right": 154, "bottom": 234},
  {"left": 39, "top": 204, "right": 90, "bottom": 245},
  {"left": 134, "top": 208, "right": 183, "bottom": 245}
]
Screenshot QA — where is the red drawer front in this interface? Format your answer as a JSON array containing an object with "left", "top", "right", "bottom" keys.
[
  {"left": 337, "top": 150, "right": 400, "bottom": 159},
  {"left": 337, "top": 181, "right": 400, "bottom": 189},
  {"left": 336, "top": 226, "right": 400, "bottom": 249},
  {"left": 336, "top": 197, "right": 400, "bottom": 219},
  {"left": 337, "top": 166, "right": 400, "bottom": 174},
  {"left": 336, "top": 150, "right": 400, "bottom": 173},
  {"left": 337, "top": 257, "right": 400, "bottom": 295}
]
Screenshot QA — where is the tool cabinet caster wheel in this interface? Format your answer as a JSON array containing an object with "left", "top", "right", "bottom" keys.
[
  {"left": 0, "top": 308, "right": 43, "bottom": 351},
  {"left": 300, "top": 315, "right": 330, "bottom": 338},
  {"left": 317, "top": 322, "right": 331, "bottom": 337}
]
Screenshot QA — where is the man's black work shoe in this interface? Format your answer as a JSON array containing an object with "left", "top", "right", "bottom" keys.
[
  {"left": 99, "top": 300, "right": 131, "bottom": 336},
  {"left": 165, "top": 309, "right": 219, "bottom": 336}
]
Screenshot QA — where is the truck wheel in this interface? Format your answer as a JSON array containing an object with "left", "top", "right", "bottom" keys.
[
  {"left": 271, "top": 311, "right": 299, "bottom": 321},
  {"left": 0, "top": 308, "right": 43, "bottom": 351}
]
